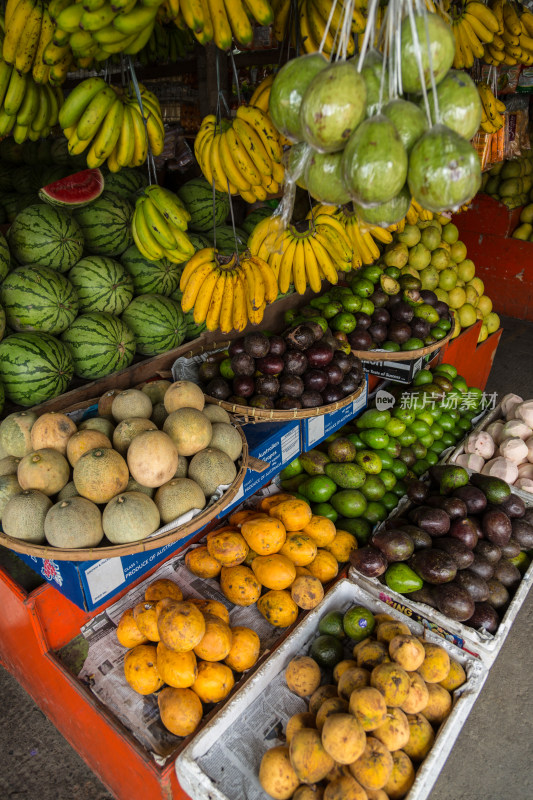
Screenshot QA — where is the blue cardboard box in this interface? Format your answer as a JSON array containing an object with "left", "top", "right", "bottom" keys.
[
  {"left": 300, "top": 375, "right": 368, "bottom": 450},
  {"left": 14, "top": 419, "right": 302, "bottom": 612}
]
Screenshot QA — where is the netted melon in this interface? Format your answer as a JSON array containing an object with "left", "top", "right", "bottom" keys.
[
  {"left": 164, "top": 380, "right": 205, "bottom": 413},
  {"left": 30, "top": 412, "right": 77, "bottom": 455},
  {"left": 163, "top": 408, "right": 212, "bottom": 456},
  {"left": 66, "top": 429, "right": 112, "bottom": 466},
  {"left": 98, "top": 389, "right": 119, "bottom": 419},
  {"left": 0, "top": 473, "right": 22, "bottom": 518},
  {"left": 17, "top": 448, "right": 70, "bottom": 496},
  {"left": 3, "top": 489, "right": 52, "bottom": 543},
  {"left": 103, "top": 491, "right": 160, "bottom": 543},
  {"left": 112, "top": 417, "right": 157, "bottom": 456},
  {"left": 111, "top": 389, "right": 152, "bottom": 422},
  {"left": 188, "top": 448, "right": 237, "bottom": 497},
  {"left": 202, "top": 405, "right": 231, "bottom": 424},
  {"left": 0, "top": 410, "right": 37, "bottom": 456},
  {"left": 0, "top": 455, "right": 21, "bottom": 477},
  {"left": 208, "top": 423, "right": 242, "bottom": 461},
  {"left": 78, "top": 416, "right": 115, "bottom": 439},
  {"left": 126, "top": 477, "right": 154, "bottom": 497},
  {"left": 73, "top": 447, "right": 129, "bottom": 503},
  {"left": 174, "top": 456, "right": 188, "bottom": 478},
  {"left": 127, "top": 430, "right": 179, "bottom": 488},
  {"left": 44, "top": 497, "right": 103, "bottom": 548},
  {"left": 140, "top": 379, "right": 171, "bottom": 405},
  {"left": 151, "top": 403, "right": 168, "bottom": 428},
  {"left": 154, "top": 478, "right": 206, "bottom": 524},
  {"left": 57, "top": 480, "right": 79, "bottom": 500}
]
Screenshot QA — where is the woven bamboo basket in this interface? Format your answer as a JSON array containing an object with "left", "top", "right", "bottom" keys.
[
  {"left": 0, "top": 397, "right": 250, "bottom": 561},
  {"left": 178, "top": 339, "right": 367, "bottom": 423},
  {"left": 351, "top": 329, "right": 454, "bottom": 361}
]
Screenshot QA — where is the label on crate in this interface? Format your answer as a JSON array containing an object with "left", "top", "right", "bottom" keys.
[
  {"left": 85, "top": 558, "right": 126, "bottom": 605},
  {"left": 305, "top": 415, "right": 325, "bottom": 447},
  {"left": 281, "top": 426, "right": 300, "bottom": 463},
  {"left": 361, "top": 356, "right": 425, "bottom": 384}
]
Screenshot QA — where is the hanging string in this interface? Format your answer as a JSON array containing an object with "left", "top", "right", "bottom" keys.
[
  {"left": 421, "top": 2, "right": 441, "bottom": 124},
  {"left": 405, "top": 0, "right": 432, "bottom": 126},
  {"left": 357, "top": 0, "right": 380, "bottom": 71},
  {"left": 318, "top": 0, "right": 339, "bottom": 55},
  {"left": 128, "top": 56, "right": 157, "bottom": 185}
]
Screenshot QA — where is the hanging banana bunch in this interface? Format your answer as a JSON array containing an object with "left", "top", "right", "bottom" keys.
[
  {"left": 446, "top": 1, "right": 499, "bottom": 69},
  {"left": 483, "top": 0, "right": 533, "bottom": 66},
  {"left": 58, "top": 78, "right": 165, "bottom": 171},
  {"left": 195, "top": 106, "right": 285, "bottom": 204},
  {"left": 131, "top": 186, "right": 196, "bottom": 264},
  {"left": 272, "top": 0, "right": 368, "bottom": 57},
  {"left": 179, "top": 247, "right": 279, "bottom": 332},
  {"left": 477, "top": 82, "right": 505, "bottom": 132},
  {"left": 0, "top": 56, "right": 61, "bottom": 140},
  {"left": 168, "top": 0, "right": 273, "bottom": 50}
]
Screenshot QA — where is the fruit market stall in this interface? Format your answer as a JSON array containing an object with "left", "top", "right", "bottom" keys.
[{"left": 2, "top": 0, "right": 533, "bottom": 797}]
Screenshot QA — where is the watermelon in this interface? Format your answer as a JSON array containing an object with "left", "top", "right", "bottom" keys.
[
  {"left": 0, "top": 139, "right": 24, "bottom": 164},
  {"left": 0, "top": 332, "right": 74, "bottom": 406},
  {"left": 0, "top": 164, "right": 13, "bottom": 192},
  {"left": 170, "top": 289, "right": 206, "bottom": 341},
  {"left": 0, "top": 232, "right": 10, "bottom": 283},
  {"left": 0, "top": 265, "right": 78, "bottom": 334},
  {"left": 120, "top": 244, "right": 182, "bottom": 297},
  {"left": 39, "top": 169, "right": 104, "bottom": 208},
  {"left": 0, "top": 380, "right": 4, "bottom": 415},
  {"left": 15, "top": 193, "right": 38, "bottom": 213},
  {"left": 21, "top": 141, "right": 41, "bottom": 166},
  {"left": 68, "top": 256, "right": 133, "bottom": 314},
  {"left": 49, "top": 138, "right": 86, "bottom": 169},
  {"left": 1, "top": 194, "right": 19, "bottom": 222},
  {"left": 12, "top": 165, "right": 38, "bottom": 194},
  {"left": 177, "top": 177, "right": 229, "bottom": 232},
  {"left": 121, "top": 294, "right": 186, "bottom": 355},
  {"left": 212, "top": 225, "right": 248, "bottom": 255},
  {"left": 0, "top": 306, "right": 6, "bottom": 341},
  {"left": 73, "top": 192, "right": 133, "bottom": 257},
  {"left": 242, "top": 207, "right": 272, "bottom": 235},
  {"left": 61, "top": 312, "right": 136, "bottom": 380},
  {"left": 188, "top": 233, "right": 211, "bottom": 250},
  {"left": 8, "top": 204, "right": 84, "bottom": 272},
  {"left": 37, "top": 165, "right": 66, "bottom": 188},
  {"left": 102, "top": 168, "right": 147, "bottom": 198}
]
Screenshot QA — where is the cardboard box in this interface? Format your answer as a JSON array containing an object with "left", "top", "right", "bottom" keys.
[
  {"left": 15, "top": 420, "right": 301, "bottom": 613},
  {"left": 360, "top": 353, "right": 437, "bottom": 384},
  {"left": 300, "top": 375, "right": 368, "bottom": 450}
]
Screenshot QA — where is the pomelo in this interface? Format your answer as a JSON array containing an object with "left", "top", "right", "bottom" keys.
[
  {"left": 465, "top": 285, "right": 479, "bottom": 305},
  {"left": 419, "top": 266, "right": 439, "bottom": 290},
  {"left": 450, "top": 240, "right": 467, "bottom": 262},
  {"left": 382, "top": 99, "right": 428, "bottom": 153},
  {"left": 441, "top": 222, "right": 459, "bottom": 243},
  {"left": 469, "top": 276, "right": 484, "bottom": 295},
  {"left": 408, "top": 243, "right": 431, "bottom": 269},
  {"left": 306, "top": 151, "right": 351, "bottom": 205},
  {"left": 477, "top": 323, "right": 488, "bottom": 342},
  {"left": 354, "top": 186, "right": 411, "bottom": 227},
  {"left": 397, "top": 225, "right": 421, "bottom": 247},
  {"left": 431, "top": 248, "right": 450, "bottom": 270},
  {"left": 401, "top": 13, "right": 455, "bottom": 93},
  {"left": 438, "top": 267, "right": 457, "bottom": 290},
  {"left": 485, "top": 312, "right": 500, "bottom": 333},
  {"left": 360, "top": 50, "right": 389, "bottom": 117},
  {"left": 427, "top": 70, "right": 482, "bottom": 140},
  {"left": 269, "top": 54, "right": 328, "bottom": 142}
]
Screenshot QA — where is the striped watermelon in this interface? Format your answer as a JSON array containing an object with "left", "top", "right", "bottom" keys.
[
  {"left": 121, "top": 294, "right": 186, "bottom": 356},
  {"left": 73, "top": 192, "right": 133, "bottom": 257},
  {"left": 177, "top": 178, "right": 229, "bottom": 232},
  {"left": 0, "top": 332, "right": 74, "bottom": 406},
  {"left": 0, "top": 307, "right": 5, "bottom": 340},
  {"left": 68, "top": 256, "right": 133, "bottom": 314},
  {"left": 242, "top": 207, "right": 272, "bottom": 235},
  {"left": 212, "top": 225, "right": 248, "bottom": 256},
  {"left": 102, "top": 168, "right": 147, "bottom": 198},
  {"left": 188, "top": 233, "right": 211, "bottom": 250},
  {"left": 0, "top": 163, "right": 13, "bottom": 192},
  {"left": 61, "top": 312, "right": 136, "bottom": 380},
  {"left": 170, "top": 288, "right": 206, "bottom": 341},
  {"left": 0, "top": 265, "right": 78, "bottom": 334},
  {"left": 8, "top": 204, "right": 84, "bottom": 272},
  {"left": 0, "top": 232, "right": 10, "bottom": 283},
  {"left": 120, "top": 245, "right": 181, "bottom": 297}
]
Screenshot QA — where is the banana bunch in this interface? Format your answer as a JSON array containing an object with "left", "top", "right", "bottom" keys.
[
  {"left": 0, "top": 56, "right": 61, "bottom": 140},
  {"left": 195, "top": 106, "right": 285, "bottom": 204},
  {"left": 448, "top": 1, "right": 499, "bottom": 69},
  {"left": 478, "top": 82, "right": 505, "bottom": 133},
  {"left": 135, "top": 22, "right": 193, "bottom": 63},
  {"left": 59, "top": 78, "right": 165, "bottom": 171},
  {"left": 3, "top": 0, "right": 48, "bottom": 74},
  {"left": 180, "top": 247, "right": 279, "bottom": 332},
  {"left": 44, "top": 0, "right": 166, "bottom": 72},
  {"left": 132, "top": 185, "right": 196, "bottom": 264},
  {"left": 249, "top": 73, "right": 273, "bottom": 112},
  {"left": 170, "top": 0, "right": 273, "bottom": 50},
  {"left": 310, "top": 203, "right": 399, "bottom": 269},
  {"left": 485, "top": 0, "right": 533, "bottom": 65},
  {"left": 272, "top": 0, "right": 367, "bottom": 56},
  {"left": 248, "top": 213, "right": 353, "bottom": 294}
]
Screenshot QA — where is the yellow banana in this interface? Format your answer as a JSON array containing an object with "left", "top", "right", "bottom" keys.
[
  {"left": 30, "top": 83, "right": 49, "bottom": 132},
  {"left": 278, "top": 236, "right": 297, "bottom": 293},
  {"left": 181, "top": 260, "right": 217, "bottom": 313},
  {"left": 0, "top": 61, "right": 13, "bottom": 107},
  {"left": 521, "top": 11, "right": 533, "bottom": 37},
  {"left": 206, "top": 0, "right": 232, "bottom": 50},
  {"left": 145, "top": 185, "right": 190, "bottom": 231},
  {"left": 132, "top": 204, "right": 166, "bottom": 260},
  {"left": 466, "top": 1, "right": 499, "bottom": 32},
  {"left": 503, "top": 1, "right": 521, "bottom": 35},
  {"left": 32, "top": 7, "right": 53, "bottom": 82},
  {"left": 464, "top": 11, "right": 493, "bottom": 43},
  {"left": 4, "top": 0, "right": 36, "bottom": 65},
  {"left": 309, "top": 234, "right": 338, "bottom": 283},
  {"left": 225, "top": 125, "right": 262, "bottom": 185},
  {"left": 218, "top": 130, "right": 251, "bottom": 192},
  {"left": 219, "top": 271, "right": 234, "bottom": 333},
  {"left": 115, "top": 102, "right": 135, "bottom": 166},
  {"left": 461, "top": 17, "right": 484, "bottom": 59},
  {"left": 76, "top": 85, "right": 117, "bottom": 139},
  {"left": 56, "top": 3, "right": 85, "bottom": 31},
  {"left": 123, "top": 22, "right": 156, "bottom": 53},
  {"left": 14, "top": 0, "right": 44, "bottom": 74},
  {"left": 144, "top": 109, "right": 165, "bottom": 156},
  {"left": 142, "top": 197, "right": 179, "bottom": 250},
  {"left": 291, "top": 239, "right": 308, "bottom": 295},
  {"left": 4, "top": 69, "right": 28, "bottom": 116},
  {"left": 223, "top": 0, "right": 253, "bottom": 46},
  {"left": 15, "top": 77, "right": 38, "bottom": 126},
  {"left": 91, "top": 97, "right": 124, "bottom": 160},
  {"left": 235, "top": 104, "right": 282, "bottom": 163},
  {"left": 232, "top": 117, "right": 273, "bottom": 176},
  {"left": 205, "top": 270, "right": 227, "bottom": 330},
  {"left": 193, "top": 266, "right": 220, "bottom": 324},
  {"left": 81, "top": 4, "right": 117, "bottom": 30},
  {"left": 180, "top": 247, "right": 216, "bottom": 291},
  {"left": 129, "top": 104, "right": 150, "bottom": 166},
  {"left": 232, "top": 272, "right": 247, "bottom": 331},
  {"left": 251, "top": 255, "right": 278, "bottom": 303},
  {"left": 242, "top": 0, "right": 272, "bottom": 26},
  {"left": 0, "top": 108, "right": 17, "bottom": 135},
  {"left": 302, "top": 235, "right": 322, "bottom": 293},
  {"left": 113, "top": 4, "right": 157, "bottom": 34}
]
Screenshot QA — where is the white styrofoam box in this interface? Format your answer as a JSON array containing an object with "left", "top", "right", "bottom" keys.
[{"left": 176, "top": 577, "right": 487, "bottom": 800}]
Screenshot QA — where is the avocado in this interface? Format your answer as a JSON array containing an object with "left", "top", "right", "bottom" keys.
[
  {"left": 356, "top": 409, "right": 391, "bottom": 430},
  {"left": 453, "top": 485, "right": 487, "bottom": 514},
  {"left": 453, "top": 569, "right": 490, "bottom": 602},
  {"left": 511, "top": 519, "right": 533, "bottom": 549},
  {"left": 409, "top": 549, "right": 457, "bottom": 584},
  {"left": 349, "top": 545, "right": 388, "bottom": 577},
  {"left": 280, "top": 458, "right": 303, "bottom": 480},
  {"left": 470, "top": 474, "right": 511, "bottom": 505},
  {"left": 337, "top": 516, "right": 372, "bottom": 544},
  {"left": 280, "top": 474, "right": 309, "bottom": 492},
  {"left": 327, "top": 437, "right": 357, "bottom": 463},
  {"left": 500, "top": 539, "right": 521, "bottom": 559},
  {"left": 493, "top": 559, "right": 521, "bottom": 589},
  {"left": 474, "top": 540, "right": 502, "bottom": 565},
  {"left": 467, "top": 601, "right": 499, "bottom": 633},
  {"left": 408, "top": 506, "right": 451, "bottom": 537},
  {"left": 330, "top": 489, "right": 368, "bottom": 518},
  {"left": 435, "top": 465, "right": 469, "bottom": 494},
  {"left": 345, "top": 432, "right": 365, "bottom": 449},
  {"left": 500, "top": 493, "right": 526, "bottom": 519},
  {"left": 300, "top": 476, "right": 337, "bottom": 503},
  {"left": 372, "top": 529, "right": 414, "bottom": 562},
  {"left": 482, "top": 509, "right": 512, "bottom": 547},
  {"left": 433, "top": 537, "right": 475, "bottom": 569},
  {"left": 469, "top": 554, "right": 495, "bottom": 581},
  {"left": 324, "top": 462, "right": 366, "bottom": 489},
  {"left": 398, "top": 523, "right": 432, "bottom": 550},
  {"left": 409, "top": 585, "right": 437, "bottom": 607},
  {"left": 406, "top": 480, "right": 429, "bottom": 504},
  {"left": 431, "top": 583, "right": 475, "bottom": 621},
  {"left": 449, "top": 517, "right": 480, "bottom": 550},
  {"left": 355, "top": 450, "right": 382, "bottom": 474},
  {"left": 384, "top": 563, "right": 423, "bottom": 594},
  {"left": 486, "top": 577, "right": 509, "bottom": 609},
  {"left": 301, "top": 449, "right": 331, "bottom": 475},
  {"left": 360, "top": 429, "right": 390, "bottom": 450}
]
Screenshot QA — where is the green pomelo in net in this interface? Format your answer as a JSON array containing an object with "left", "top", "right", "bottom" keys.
[
  {"left": 382, "top": 99, "right": 428, "bottom": 153},
  {"left": 360, "top": 50, "right": 389, "bottom": 117},
  {"left": 426, "top": 70, "right": 482, "bottom": 140},
  {"left": 300, "top": 61, "right": 367, "bottom": 153},
  {"left": 400, "top": 12, "right": 455, "bottom": 94},
  {"left": 341, "top": 115, "right": 408, "bottom": 207},
  {"left": 306, "top": 150, "right": 351, "bottom": 205},
  {"left": 355, "top": 185, "right": 411, "bottom": 227},
  {"left": 408, "top": 124, "right": 482, "bottom": 212},
  {"left": 269, "top": 53, "right": 328, "bottom": 142}
]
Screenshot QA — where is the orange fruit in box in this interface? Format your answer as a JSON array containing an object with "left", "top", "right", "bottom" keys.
[
  {"left": 225, "top": 626, "right": 260, "bottom": 672},
  {"left": 185, "top": 546, "right": 222, "bottom": 579},
  {"left": 259, "top": 493, "right": 294, "bottom": 512},
  {"left": 241, "top": 514, "right": 286, "bottom": 555},
  {"left": 156, "top": 643, "right": 197, "bottom": 688},
  {"left": 124, "top": 644, "right": 164, "bottom": 695},
  {"left": 144, "top": 578, "right": 183, "bottom": 603},
  {"left": 157, "top": 600, "right": 206, "bottom": 652},
  {"left": 193, "top": 660, "right": 235, "bottom": 703},
  {"left": 194, "top": 613, "right": 233, "bottom": 662},
  {"left": 116, "top": 608, "right": 149, "bottom": 649},
  {"left": 158, "top": 687, "right": 203, "bottom": 736},
  {"left": 302, "top": 515, "right": 336, "bottom": 547},
  {"left": 269, "top": 498, "right": 313, "bottom": 530}
]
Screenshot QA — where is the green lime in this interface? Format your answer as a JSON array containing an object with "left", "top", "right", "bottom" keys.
[
  {"left": 331, "top": 312, "right": 357, "bottom": 333},
  {"left": 280, "top": 458, "right": 303, "bottom": 480},
  {"left": 351, "top": 277, "right": 375, "bottom": 298},
  {"left": 413, "top": 370, "right": 433, "bottom": 386},
  {"left": 392, "top": 407, "right": 416, "bottom": 425},
  {"left": 312, "top": 502, "right": 338, "bottom": 522},
  {"left": 385, "top": 266, "right": 401, "bottom": 279},
  {"left": 318, "top": 611, "right": 345, "bottom": 638},
  {"left": 391, "top": 459, "right": 408, "bottom": 479},
  {"left": 382, "top": 491, "right": 399, "bottom": 511},
  {"left": 379, "top": 469, "right": 397, "bottom": 491},
  {"left": 300, "top": 476, "right": 337, "bottom": 503},
  {"left": 322, "top": 301, "right": 343, "bottom": 319},
  {"left": 430, "top": 422, "right": 444, "bottom": 439},
  {"left": 345, "top": 432, "right": 365, "bottom": 449},
  {"left": 336, "top": 517, "right": 372, "bottom": 545},
  {"left": 382, "top": 341, "right": 401, "bottom": 352},
  {"left": 412, "top": 458, "right": 430, "bottom": 476},
  {"left": 219, "top": 358, "right": 235, "bottom": 379},
  {"left": 385, "top": 418, "right": 406, "bottom": 437},
  {"left": 452, "top": 376, "right": 468, "bottom": 393},
  {"left": 392, "top": 479, "right": 407, "bottom": 497},
  {"left": 402, "top": 338, "right": 425, "bottom": 351},
  {"left": 439, "top": 414, "right": 455, "bottom": 432},
  {"left": 385, "top": 563, "right": 423, "bottom": 593},
  {"left": 360, "top": 299, "right": 375, "bottom": 316},
  {"left": 310, "top": 635, "right": 345, "bottom": 668},
  {"left": 361, "top": 264, "right": 383, "bottom": 283},
  {"left": 364, "top": 500, "right": 388, "bottom": 524},
  {"left": 343, "top": 606, "right": 375, "bottom": 641},
  {"left": 441, "top": 431, "right": 456, "bottom": 447},
  {"left": 426, "top": 450, "right": 439, "bottom": 466},
  {"left": 341, "top": 294, "right": 363, "bottom": 313},
  {"left": 433, "top": 363, "right": 457, "bottom": 380},
  {"left": 415, "top": 411, "right": 435, "bottom": 427},
  {"left": 419, "top": 433, "right": 434, "bottom": 449},
  {"left": 331, "top": 489, "right": 368, "bottom": 518},
  {"left": 377, "top": 451, "right": 394, "bottom": 470}
]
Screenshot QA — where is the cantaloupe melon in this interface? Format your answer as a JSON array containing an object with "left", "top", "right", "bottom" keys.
[
  {"left": 2, "top": 489, "right": 52, "bottom": 543},
  {"left": 112, "top": 389, "right": 152, "bottom": 422},
  {"left": 127, "top": 430, "right": 179, "bottom": 488},
  {"left": 0, "top": 455, "right": 21, "bottom": 477},
  {"left": 66, "top": 429, "right": 112, "bottom": 466},
  {"left": 17, "top": 448, "right": 70, "bottom": 496},
  {"left": 203, "top": 405, "right": 231, "bottom": 424},
  {"left": 140, "top": 379, "right": 171, "bottom": 405},
  {"left": 0, "top": 411, "right": 37, "bottom": 457},
  {"left": 126, "top": 477, "right": 154, "bottom": 497},
  {"left": 163, "top": 408, "right": 212, "bottom": 456},
  {"left": 103, "top": 491, "right": 160, "bottom": 543},
  {"left": 79, "top": 416, "right": 115, "bottom": 439},
  {"left": 112, "top": 417, "right": 157, "bottom": 456},
  {"left": 0, "top": 473, "right": 22, "bottom": 518},
  {"left": 30, "top": 412, "right": 77, "bottom": 455},
  {"left": 73, "top": 447, "right": 129, "bottom": 503},
  {"left": 57, "top": 481, "right": 79, "bottom": 500},
  {"left": 164, "top": 380, "right": 205, "bottom": 413},
  {"left": 151, "top": 403, "right": 168, "bottom": 428},
  {"left": 188, "top": 448, "right": 237, "bottom": 497},
  {"left": 174, "top": 456, "right": 188, "bottom": 478},
  {"left": 154, "top": 478, "right": 206, "bottom": 524},
  {"left": 98, "top": 389, "right": 119, "bottom": 419},
  {"left": 209, "top": 423, "right": 242, "bottom": 461},
  {"left": 44, "top": 497, "right": 104, "bottom": 548}
]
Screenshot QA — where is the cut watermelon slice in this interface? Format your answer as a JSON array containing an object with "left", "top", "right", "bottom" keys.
[{"left": 39, "top": 168, "right": 104, "bottom": 208}]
